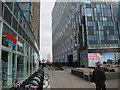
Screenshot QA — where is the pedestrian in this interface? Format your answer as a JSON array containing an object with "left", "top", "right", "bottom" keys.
[
  {"left": 39, "top": 61, "right": 41, "bottom": 69},
  {"left": 92, "top": 61, "right": 106, "bottom": 90},
  {"left": 42, "top": 63, "right": 46, "bottom": 70}
]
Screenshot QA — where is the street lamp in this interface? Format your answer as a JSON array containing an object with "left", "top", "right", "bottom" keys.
[{"left": 74, "top": 43, "right": 80, "bottom": 67}]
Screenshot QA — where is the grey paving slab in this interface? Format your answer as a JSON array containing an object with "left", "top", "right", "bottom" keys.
[{"left": 44, "top": 66, "right": 119, "bottom": 89}]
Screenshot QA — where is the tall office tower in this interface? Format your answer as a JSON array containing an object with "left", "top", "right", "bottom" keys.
[
  {"left": 31, "top": 2, "right": 40, "bottom": 50},
  {"left": 19, "top": 1, "right": 40, "bottom": 50},
  {"left": 52, "top": 1, "right": 120, "bottom": 67},
  {"left": 0, "top": 1, "right": 40, "bottom": 89}
]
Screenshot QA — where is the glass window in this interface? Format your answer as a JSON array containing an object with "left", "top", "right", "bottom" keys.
[
  {"left": 12, "top": 17, "right": 18, "bottom": 31},
  {"left": 12, "top": 54, "right": 16, "bottom": 84},
  {"left": 85, "top": 8, "right": 92, "bottom": 16},
  {"left": 103, "top": 21, "right": 108, "bottom": 26},
  {"left": 87, "top": 21, "right": 93, "bottom": 26},
  {"left": 99, "top": 22, "right": 103, "bottom": 30},
  {"left": 104, "top": 8, "right": 112, "bottom": 16},
  {"left": 17, "top": 55, "right": 24, "bottom": 79},
  {"left": 2, "top": 24, "right": 17, "bottom": 49},
  {"left": 114, "top": 31, "right": 118, "bottom": 34},
  {"left": 96, "top": 4, "right": 101, "bottom": 13},
  {"left": 100, "top": 31, "right": 104, "bottom": 40},
  {"left": 108, "top": 22, "right": 114, "bottom": 26},
  {"left": 17, "top": 37, "right": 24, "bottom": 53},
  {"left": 101, "top": 35, "right": 104, "bottom": 40},
  {"left": 26, "top": 57, "right": 29, "bottom": 76},
  {"left": 94, "top": 8, "right": 97, "bottom": 16},
  {"left": 14, "top": 3, "right": 19, "bottom": 19},
  {"left": 103, "top": 17, "right": 107, "bottom": 21},
  {"left": 19, "top": 3, "right": 30, "bottom": 11},
  {"left": 4, "top": 6, "right": 12, "bottom": 25},
  {"left": 23, "top": 12, "right": 30, "bottom": 21},
  {"left": 19, "top": 12, "right": 23, "bottom": 25},
  {"left": 2, "top": 50, "right": 8, "bottom": 88},
  {"left": 5, "top": 2, "right": 13, "bottom": 11}
]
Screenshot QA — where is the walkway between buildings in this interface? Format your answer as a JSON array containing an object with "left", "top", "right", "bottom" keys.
[{"left": 44, "top": 66, "right": 119, "bottom": 89}]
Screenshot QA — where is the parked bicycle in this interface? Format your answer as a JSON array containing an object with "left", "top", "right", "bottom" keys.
[
  {"left": 10, "top": 69, "right": 50, "bottom": 89},
  {"left": 43, "top": 73, "right": 50, "bottom": 89}
]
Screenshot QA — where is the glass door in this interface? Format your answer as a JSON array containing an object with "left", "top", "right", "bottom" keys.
[{"left": 1, "top": 50, "right": 8, "bottom": 88}]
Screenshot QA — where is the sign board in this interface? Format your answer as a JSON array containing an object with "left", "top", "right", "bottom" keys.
[
  {"left": 17, "top": 41, "right": 23, "bottom": 47},
  {"left": 5, "top": 32, "right": 17, "bottom": 46},
  {"left": 88, "top": 53, "right": 102, "bottom": 67}
]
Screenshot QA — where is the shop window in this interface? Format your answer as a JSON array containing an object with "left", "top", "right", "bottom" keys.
[
  {"left": 30, "top": 48, "right": 32, "bottom": 57},
  {"left": 17, "top": 55, "right": 24, "bottom": 79},
  {"left": 2, "top": 24, "right": 17, "bottom": 50},
  {"left": 2, "top": 50, "right": 8, "bottom": 87},
  {"left": 12, "top": 54, "right": 15, "bottom": 83},
  {"left": 30, "top": 59, "right": 32, "bottom": 75},
  {"left": 26, "top": 57, "right": 29, "bottom": 76},
  {"left": 26, "top": 45, "right": 29, "bottom": 55},
  {"left": 17, "top": 37, "right": 24, "bottom": 53}
]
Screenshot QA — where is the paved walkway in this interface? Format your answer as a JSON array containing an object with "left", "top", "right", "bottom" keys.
[{"left": 45, "top": 66, "right": 119, "bottom": 89}]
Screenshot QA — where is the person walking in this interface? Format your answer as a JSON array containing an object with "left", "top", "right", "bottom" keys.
[{"left": 92, "top": 61, "right": 106, "bottom": 90}]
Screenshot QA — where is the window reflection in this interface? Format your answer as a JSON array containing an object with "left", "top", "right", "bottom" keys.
[{"left": 2, "top": 50, "right": 8, "bottom": 87}]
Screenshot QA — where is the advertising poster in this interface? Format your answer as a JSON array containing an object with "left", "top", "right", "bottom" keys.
[
  {"left": 88, "top": 53, "right": 102, "bottom": 67},
  {"left": 102, "top": 52, "right": 118, "bottom": 61},
  {"left": 80, "top": 50, "right": 88, "bottom": 67}
]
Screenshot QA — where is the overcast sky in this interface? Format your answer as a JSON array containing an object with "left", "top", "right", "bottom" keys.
[{"left": 40, "top": 0, "right": 56, "bottom": 60}]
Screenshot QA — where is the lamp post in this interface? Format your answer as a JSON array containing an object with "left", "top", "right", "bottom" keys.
[{"left": 75, "top": 43, "right": 80, "bottom": 67}]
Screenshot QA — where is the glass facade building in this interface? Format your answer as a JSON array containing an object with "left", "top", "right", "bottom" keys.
[
  {"left": 52, "top": 1, "right": 120, "bottom": 67},
  {"left": 18, "top": 2, "right": 31, "bottom": 24},
  {"left": 0, "top": 1, "right": 40, "bottom": 89}
]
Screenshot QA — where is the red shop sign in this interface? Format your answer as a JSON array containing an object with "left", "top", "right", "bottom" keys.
[{"left": 6, "top": 32, "right": 17, "bottom": 44}]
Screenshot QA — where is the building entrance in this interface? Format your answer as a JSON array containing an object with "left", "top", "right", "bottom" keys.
[
  {"left": 68, "top": 54, "right": 73, "bottom": 67},
  {"left": 1, "top": 50, "right": 8, "bottom": 87}
]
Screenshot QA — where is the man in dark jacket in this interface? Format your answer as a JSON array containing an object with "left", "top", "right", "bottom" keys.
[{"left": 92, "top": 61, "right": 106, "bottom": 90}]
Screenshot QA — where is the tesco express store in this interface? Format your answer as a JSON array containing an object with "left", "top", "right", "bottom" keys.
[{"left": 0, "top": 1, "right": 40, "bottom": 89}]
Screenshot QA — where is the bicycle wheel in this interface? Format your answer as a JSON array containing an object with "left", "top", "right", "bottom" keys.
[
  {"left": 43, "top": 79, "right": 49, "bottom": 89},
  {"left": 44, "top": 73, "right": 49, "bottom": 80}
]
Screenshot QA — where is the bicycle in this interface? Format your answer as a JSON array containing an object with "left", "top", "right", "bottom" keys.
[
  {"left": 43, "top": 73, "right": 50, "bottom": 89},
  {"left": 44, "top": 73, "right": 49, "bottom": 80},
  {"left": 43, "top": 79, "right": 50, "bottom": 89}
]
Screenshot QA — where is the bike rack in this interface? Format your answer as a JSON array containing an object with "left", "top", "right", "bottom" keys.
[{"left": 10, "top": 69, "right": 44, "bottom": 90}]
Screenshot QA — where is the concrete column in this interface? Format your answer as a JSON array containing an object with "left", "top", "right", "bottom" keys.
[
  {"left": 28, "top": 47, "right": 30, "bottom": 76},
  {"left": 7, "top": 52, "right": 12, "bottom": 86},
  {"left": 23, "top": 56, "right": 26, "bottom": 78},
  {"left": 23, "top": 43, "right": 26, "bottom": 78},
  {"left": 14, "top": 54, "right": 17, "bottom": 81}
]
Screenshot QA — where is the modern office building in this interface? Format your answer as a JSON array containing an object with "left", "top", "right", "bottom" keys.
[
  {"left": 52, "top": 1, "right": 120, "bottom": 67},
  {"left": 0, "top": 1, "right": 40, "bottom": 89},
  {"left": 18, "top": 1, "right": 40, "bottom": 49}
]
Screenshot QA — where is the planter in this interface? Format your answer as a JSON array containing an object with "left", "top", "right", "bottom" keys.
[
  {"left": 106, "top": 72, "right": 119, "bottom": 80},
  {"left": 71, "top": 69, "right": 119, "bottom": 82},
  {"left": 71, "top": 69, "right": 84, "bottom": 78}
]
